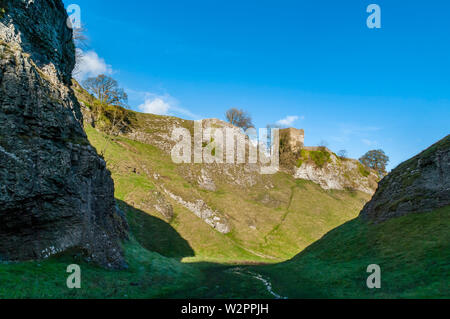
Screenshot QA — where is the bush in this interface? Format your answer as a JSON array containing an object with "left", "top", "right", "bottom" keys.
[
  {"left": 309, "top": 150, "right": 331, "bottom": 168},
  {"left": 293, "top": 149, "right": 331, "bottom": 169},
  {"left": 358, "top": 163, "right": 371, "bottom": 177}
]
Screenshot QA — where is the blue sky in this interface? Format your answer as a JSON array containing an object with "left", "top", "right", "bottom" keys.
[{"left": 64, "top": 0, "right": 450, "bottom": 170}]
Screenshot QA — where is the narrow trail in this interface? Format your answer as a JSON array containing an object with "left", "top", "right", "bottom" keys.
[
  {"left": 263, "top": 186, "right": 296, "bottom": 245},
  {"left": 235, "top": 244, "right": 279, "bottom": 260},
  {"left": 228, "top": 267, "right": 288, "bottom": 299}
]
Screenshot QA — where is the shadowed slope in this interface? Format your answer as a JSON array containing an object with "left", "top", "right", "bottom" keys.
[{"left": 257, "top": 206, "right": 449, "bottom": 298}]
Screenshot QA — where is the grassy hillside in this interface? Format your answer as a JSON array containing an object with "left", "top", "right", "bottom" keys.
[
  {"left": 0, "top": 236, "right": 201, "bottom": 298},
  {"left": 84, "top": 124, "right": 371, "bottom": 264},
  {"left": 72, "top": 78, "right": 375, "bottom": 264},
  {"left": 256, "top": 205, "right": 449, "bottom": 298},
  {"left": 2, "top": 85, "right": 445, "bottom": 299},
  {"left": 0, "top": 84, "right": 377, "bottom": 299},
  {"left": 0, "top": 115, "right": 446, "bottom": 299},
  {"left": 1, "top": 205, "right": 446, "bottom": 298}
]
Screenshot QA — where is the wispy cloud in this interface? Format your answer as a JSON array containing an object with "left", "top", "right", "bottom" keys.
[
  {"left": 340, "top": 125, "right": 381, "bottom": 136},
  {"left": 331, "top": 124, "right": 382, "bottom": 144},
  {"left": 74, "top": 49, "right": 113, "bottom": 80},
  {"left": 276, "top": 115, "right": 304, "bottom": 127},
  {"left": 73, "top": 49, "right": 200, "bottom": 120},
  {"left": 362, "top": 139, "right": 378, "bottom": 146},
  {"left": 133, "top": 91, "right": 201, "bottom": 119}
]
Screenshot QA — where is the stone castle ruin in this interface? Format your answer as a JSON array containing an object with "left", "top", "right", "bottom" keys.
[
  {"left": 279, "top": 128, "right": 305, "bottom": 153},
  {"left": 279, "top": 128, "right": 333, "bottom": 154}
]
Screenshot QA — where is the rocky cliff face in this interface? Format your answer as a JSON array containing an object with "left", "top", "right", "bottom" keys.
[
  {"left": 293, "top": 150, "right": 379, "bottom": 194},
  {"left": 361, "top": 135, "right": 450, "bottom": 223},
  {"left": 277, "top": 130, "right": 378, "bottom": 195},
  {"left": 0, "top": 0, "right": 127, "bottom": 268}
]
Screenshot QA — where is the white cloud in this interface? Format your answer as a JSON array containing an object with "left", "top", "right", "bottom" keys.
[
  {"left": 276, "top": 115, "right": 303, "bottom": 127},
  {"left": 138, "top": 97, "right": 171, "bottom": 115},
  {"left": 362, "top": 139, "right": 378, "bottom": 146},
  {"left": 331, "top": 124, "right": 382, "bottom": 144},
  {"left": 136, "top": 92, "right": 201, "bottom": 119},
  {"left": 170, "top": 105, "right": 201, "bottom": 119},
  {"left": 74, "top": 49, "right": 113, "bottom": 80},
  {"left": 73, "top": 50, "right": 200, "bottom": 119},
  {"left": 341, "top": 125, "right": 381, "bottom": 136}
]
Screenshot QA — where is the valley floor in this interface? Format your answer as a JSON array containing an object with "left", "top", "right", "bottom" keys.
[
  {"left": 1, "top": 123, "right": 447, "bottom": 299},
  {"left": 0, "top": 206, "right": 448, "bottom": 299}
]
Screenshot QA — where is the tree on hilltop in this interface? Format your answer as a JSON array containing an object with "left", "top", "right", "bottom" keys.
[
  {"left": 359, "top": 149, "right": 390, "bottom": 177},
  {"left": 225, "top": 108, "right": 254, "bottom": 131},
  {"left": 338, "top": 150, "right": 348, "bottom": 159},
  {"left": 83, "top": 74, "right": 128, "bottom": 109},
  {"left": 82, "top": 75, "right": 131, "bottom": 155}
]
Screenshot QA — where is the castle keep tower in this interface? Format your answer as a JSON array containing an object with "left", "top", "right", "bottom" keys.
[{"left": 280, "top": 128, "right": 305, "bottom": 153}]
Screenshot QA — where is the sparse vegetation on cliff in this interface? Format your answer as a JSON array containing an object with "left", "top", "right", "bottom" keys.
[
  {"left": 358, "top": 162, "right": 371, "bottom": 177},
  {"left": 0, "top": 0, "right": 7, "bottom": 19},
  {"left": 73, "top": 79, "right": 137, "bottom": 135},
  {"left": 294, "top": 149, "right": 332, "bottom": 168},
  {"left": 84, "top": 124, "right": 371, "bottom": 263}
]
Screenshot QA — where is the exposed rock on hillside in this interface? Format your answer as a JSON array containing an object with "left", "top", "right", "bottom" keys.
[
  {"left": 0, "top": 0, "right": 127, "bottom": 267},
  {"left": 276, "top": 129, "right": 378, "bottom": 194},
  {"left": 293, "top": 148, "right": 379, "bottom": 194},
  {"left": 74, "top": 80, "right": 378, "bottom": 237},
  {"left": 164, "top": 188, "right": 230, "bottom": 234},
  {"left": 76, "top": 91, "right": 378, "bottom": 196},
  {"left": 361, "top": 135, "right": 450, "bottom": 223},
  {"left": 134, "top": 191, "right": 174, "bottom": 221},
  {"left": 74, "top": 86, "right": 375, "bottom": 259}
]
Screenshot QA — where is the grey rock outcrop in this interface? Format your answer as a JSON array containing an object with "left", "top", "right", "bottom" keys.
[
  {"left": 135, "top": 191, "right": 174, "bottom": 221},
  {"left": 163, "top": 188, "right": 231, "bottom": 234},
  {"left": 360, "top": 135, "right": 450, "bottom": 223},
  {"left": 294, "top": 152, "right": 379, "bottom": 194},
  {"left": 0, "top": 0, "right": 127, "bottom": 268}
]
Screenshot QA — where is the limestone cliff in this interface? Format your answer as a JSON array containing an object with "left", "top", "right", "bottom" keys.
[
  {"left": 0, "top": 0, "right": 127, "bottom": 268},
  {"left": 361, "top": 135, "right": 450, "bottom": 223},
  {"left": 292, "top": 148, "right": 379, "bottom": 194}
]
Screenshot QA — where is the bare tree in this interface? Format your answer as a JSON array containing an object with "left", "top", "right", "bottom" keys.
[
  {"left": 72, "top": 26, "right": 88, "bottom": 77},
  {"left": 319, "top": 140, "right": 329, "bottom": 148},
  {"left": 338, "top": 150, "right": 348, "bottom": 158},
  {"left": 82, "top": 75, "right": 128, "bottom": 109},
  {"left": 225, "top": 108, "right": 254, "bottom": 130},
  {"left": 82, "top": 75, "right": 129, "bottom": 156},
  {"left": 73, "top": 26, "right": 88, "bottom": 46}
]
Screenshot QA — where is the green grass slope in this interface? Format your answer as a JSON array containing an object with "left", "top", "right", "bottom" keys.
[
  {"left": 256, "top": 205, "right": 449, "bottom": 298},
  {"left": 0, "top": 83, "right": 381, "bottom": 298},
  {"left": 0, "top": 237, "right": 201, "bottom": 299},
  {"left": 84, "top": 124, "right": 371, "bottom": 264},
  {"left": 1, "top": 123, "right": 446, "bottom": 299}
]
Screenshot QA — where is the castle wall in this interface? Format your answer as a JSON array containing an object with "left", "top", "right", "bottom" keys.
[{"left": 280, "top": 128, "right": 305, "bottom": 153}]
